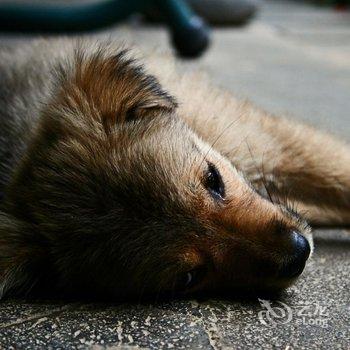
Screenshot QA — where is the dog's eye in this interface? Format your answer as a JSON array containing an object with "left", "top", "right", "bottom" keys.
[
  {"left": 204, "top": 163, "right": 225, "bottom": 200},
  {"left": 178, "top": 266, "right": 207, "bottom": 291}
]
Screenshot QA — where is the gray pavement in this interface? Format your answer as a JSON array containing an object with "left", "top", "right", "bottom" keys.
[{"left": 0, "top": 1, "right": 349, "bottom": 349}]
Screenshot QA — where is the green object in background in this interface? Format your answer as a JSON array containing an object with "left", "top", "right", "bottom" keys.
[
  {"left": 0, "top": 0, "right": 210, "bottom": 58},
  {"left": 0, "top": 0, "right": 141, "bottom": 32}
]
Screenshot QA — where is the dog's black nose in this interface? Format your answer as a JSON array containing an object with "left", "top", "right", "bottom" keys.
[{"left": 279, "top": 231, "right": 310, "bottom": 279}]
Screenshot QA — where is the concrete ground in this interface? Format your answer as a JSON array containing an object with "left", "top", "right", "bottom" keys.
[{"left": 0, "top": 1, "right": 349, "bottom": 349}]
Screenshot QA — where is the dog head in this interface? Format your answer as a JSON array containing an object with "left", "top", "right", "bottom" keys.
[{"left": 0, "top": 47, "right": 311, "bottom": 299}]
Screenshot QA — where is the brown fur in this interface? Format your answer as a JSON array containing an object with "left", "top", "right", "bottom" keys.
[{"left": 0, "top": 39, "right": 348, "bottom": 300}]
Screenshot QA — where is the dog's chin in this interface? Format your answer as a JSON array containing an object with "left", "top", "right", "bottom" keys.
[
  {"left": 230, "top": 277, "right": 301, "bottom": 300},
  {"left": 166, "top": 275, "right": 300, "bottom": 302}
]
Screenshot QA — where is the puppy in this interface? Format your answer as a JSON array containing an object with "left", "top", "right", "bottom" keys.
[{"left": 0, "top": 39, "right": 349, "bottom": 299}]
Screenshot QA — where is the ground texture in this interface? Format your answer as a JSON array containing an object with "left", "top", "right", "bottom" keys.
[{"left": 0, "top": 1, "right": 349, "bottom": 349}]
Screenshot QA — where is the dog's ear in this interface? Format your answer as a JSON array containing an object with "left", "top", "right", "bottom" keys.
[
  {"left": 0, "top": 211, "right": 46, "bottom": 298},
  {"left": 52, "top": 50, "right": 177, "bottom": 132}
]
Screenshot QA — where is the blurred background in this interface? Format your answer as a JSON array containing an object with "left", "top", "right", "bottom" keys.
[{"left": 0, "top": 0, "right": 349, "bottom": 139}]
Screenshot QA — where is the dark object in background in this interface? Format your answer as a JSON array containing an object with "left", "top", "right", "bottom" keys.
[
  {"left": 314, "top": 0, "right": 349, "bottom": 6},
  {"left": 0, "top": 0, "right": 210, "bottom": 58},
  {"left": 146, "top": 0, "right": 258, "bottom": 26},
  {"left": 188, "top": 0, "right": 258, "bottom": 26}
]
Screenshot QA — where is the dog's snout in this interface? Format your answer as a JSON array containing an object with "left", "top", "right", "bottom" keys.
[{"left": 279, "top": 231, "right": 310, "bottom": 279}]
